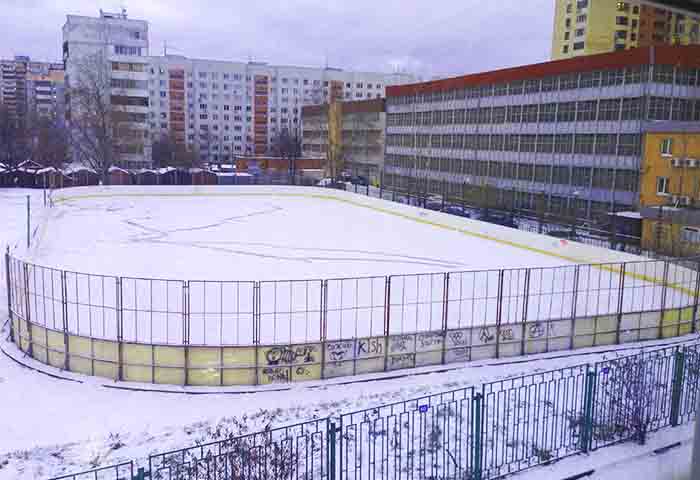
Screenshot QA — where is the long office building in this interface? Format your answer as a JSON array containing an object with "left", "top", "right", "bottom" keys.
[
  {"left": 384, "top": 45, "right": 700, "bottom": 219},
  {"left": 552, "top": 0, "right": 700, "bottom": 60},
  {"left": 146, "top": 56, "right": 412, "bottom": 165}
]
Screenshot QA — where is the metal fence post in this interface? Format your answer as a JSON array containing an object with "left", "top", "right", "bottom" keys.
[
  {"left": 22, "top": 263, "right": 33, "bottom": 357},
  {"left": 659, "top": 261, "right": 670, "bottom": 339},
  {"left": 133, "top": 467, "right": 147, "bottom": 480},
  {"left": 670, "top": 348, "right": 686, "bottom": 427},
  {"left": 521, "top": 268, "right": 531, "bottom": 356},
  {"left": 61, "top": 270, "right": 69, "bottom": 371},
  {"left": 615, "top": 263, "right": 626, "bottom": 345},
  {"left": 441, "top": 273, "right": 450, "bottom": 365},
  {"left": 693, "top": 260, "right": 700, "bottom": 334},
  {"left": 471, "top": 392, "right": 484, "bottom": 480},
  {"left": 581, "top": 367, "right": 597, "bottom": 453},
  {"left": 384, "top": 276, "right": 392, "bottom": 372},
  {"left": 571, "top": 265, "right": 580, "bottom": 350},
  {"left": 495, "top": 270, "right": 505, "bottom": 358},
  {"left": 183, "top": 280, "right": 190, "bottom": 386},
  {"left": 327, "top": 420, "right": 338, "bottom": 480},
  {"left": 116, "top": 277, "right": 124, "bottom": 382},
  {"left": 5, "top": 250, "right": 13, "bottom": 343},
  {"left": 321, "top": 280, "right": 328, "bottom": 379},
  {"left": 254, "top": 281, "right": 260, "bottom": 386}
]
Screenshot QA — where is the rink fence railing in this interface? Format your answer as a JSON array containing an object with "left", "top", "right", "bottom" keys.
[
  {"left": 6, "top": 250, "right": 700, "bottom": 386},
  {"left": 45, "top": 340, "right": 700, "bottom": 480}
]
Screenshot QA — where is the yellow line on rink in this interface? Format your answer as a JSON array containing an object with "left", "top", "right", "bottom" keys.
[{"left": 52, "top": 189, "right": 697, "bottom": 296}]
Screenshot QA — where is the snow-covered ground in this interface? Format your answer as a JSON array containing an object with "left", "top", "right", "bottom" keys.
[
  {"left": 0, "top": 186, "right": 697, "bottom": 480},
  {"left": 13, "top": 185, "right": 694, "bottom": 346}
]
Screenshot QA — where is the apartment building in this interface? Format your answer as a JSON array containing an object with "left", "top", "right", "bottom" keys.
[
  {"left": 302, "top": 98, "right": 386, "bottom": 182},
  {"left": 147, "top": 55, "right": 412, "bottom": 165},
  {"left": 62, "top": 10, "right": 150, "bottom": 168},
  {"left": 384, "top": 45, "right": 700, "bottom": 220},
  {"left": 552, "top": 0, "right": 700, "bottom": 61},
  {"left": 0, "top": 56, "right": 64, "bottom": 127},
  {"left": 639, "top": 123, "right": 700, "bottom": 255}
]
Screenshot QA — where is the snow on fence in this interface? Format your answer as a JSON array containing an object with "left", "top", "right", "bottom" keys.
[
  {"left": 6, "top": 252, "right": 700, "bottom": 386},
  {"left": 47, "top": 342, "right": 700, "bottom": 480}
]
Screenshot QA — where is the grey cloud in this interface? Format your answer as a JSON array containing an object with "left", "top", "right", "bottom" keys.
[{"left": 0, "top": 0, "right": 554, "bottom": 79}]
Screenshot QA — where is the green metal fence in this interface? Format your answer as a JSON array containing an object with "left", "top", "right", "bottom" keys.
[{"left": 47, "top": 341, "right": 700, "bottom": 480}]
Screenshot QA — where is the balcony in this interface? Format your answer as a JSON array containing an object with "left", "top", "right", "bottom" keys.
[{"left": 640, "top": 205, "right": 700, "bottom": 226}]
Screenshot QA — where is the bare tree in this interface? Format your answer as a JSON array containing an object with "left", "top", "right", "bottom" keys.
[
  {"left": 152, "top": 133, "right": 201, "bottom": 169},
  {"left": 68, "top": 51, "right": 144, "bottom": 183},
  {"left": 270, "top": 127, "right": 302, "bottom": 176},
  {"left": 29, "top": 116, "right": 70, "bottom": 169}
]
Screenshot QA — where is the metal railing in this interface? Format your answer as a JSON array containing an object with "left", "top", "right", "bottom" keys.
[
  {"left": 7, "top": 250, "right": 700, "bottom": 386},
  {"left": 47, "top": 341, "right": 700, "bottom": 480}
]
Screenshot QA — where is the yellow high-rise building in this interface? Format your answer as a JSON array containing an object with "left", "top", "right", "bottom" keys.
[{"left": 552, "top": 0, "right": 700, "bottom": 60}]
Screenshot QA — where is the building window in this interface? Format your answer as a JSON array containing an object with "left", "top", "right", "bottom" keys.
[
  {"left": 657, "top": 176, "right": 670, "bottom": 195},
  {"left": 661, "top": 138, "right": 673, "bottom": 156},
  {"left": 573, "top": 41, "right": 585, "bottom": 50},
  {"left": 681, "top": 227, "right": 700, "bottom": 243}
]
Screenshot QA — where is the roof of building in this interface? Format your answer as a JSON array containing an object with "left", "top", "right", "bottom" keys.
[
  {"left": 387, "top": 45, "right": 700, "bottom": 96},
  {"left": 651, "top": 0, "right": 700, "bottom": 14}
]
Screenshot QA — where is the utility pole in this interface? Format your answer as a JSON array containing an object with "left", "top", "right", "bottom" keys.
[{"left": 26, "top": 195, "right": 30, "bottom": 248}]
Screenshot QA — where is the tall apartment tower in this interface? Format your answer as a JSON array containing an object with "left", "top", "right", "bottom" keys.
[
  {"left": 62, "top": 10, "right": 150, "bottom": 168},
  {"left": 552, "top": 0, "right": 700, "bottom": 60},
  {"left": 1, "top": 57, "right": 65, "bottom": 127}
]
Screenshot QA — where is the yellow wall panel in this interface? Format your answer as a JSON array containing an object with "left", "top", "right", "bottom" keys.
[
  {"left": 123, "top": 365, "right": 153, "bottom": 383},
  {"left": 574, "top": 317, "right": 595, "bottom": 336},
  {"left": 354, "top": 357, "right": 385, "bottom": 375},
  {"left": 154, "top": 346, "right": 185, "bottom": 367},
  {"left": 620, "top": 329, "right": 641, "bottom": 344},
  {"left": 47, "top": 330, "right": 65, "bottom": 352},
  {"left": 93, "top": 340, "right": 119, "bottom": 362},
  {"left": 415, "top": 350, "right": 443, "bottom": 367},
  {"left": 662, "top": 309, "right": 680, "bottom": 324},
  {"left": 292, "top": 364, "right": 322, "bottom": 382},
  {"left": 323, "top": 361, "right": 355, "bottom": 378},
  {"left": 548, "top": 337, "right": 571, "bottom": 352},
  {"left": 70, "top": 355, "right": 93, "bottom": 376},
  {"left": 257, "top": 343, "right": 322, "bottom": 367},
  {"left": 123, "top": 344, "right": 153, "bottom": 366},
  {"left": 32, "top": 344, "right": 48, "bottom": 363},
  {"left": 679, "top": 322, "right": 692, "bottom": 336},
  {"left": 68, "top": 335, "right": 92, "bottom": 357},
  {"left": 47, "top": 350, "right": 65, "bottom": 369},
  {"left": 662, "top": 325, "right": 680, "bottom": 338},
  {"left": 640, "top": 311, "right": 661, "bottom": 329},
  {"left": 574, "top": 335, "right": 595, "bottom": 349},
  {"left": 471, "top": 345, "right": 497, "bottom": 361},
  {"left": 498, "top": 342, "right": 523, "bottom": 358},
  {"left": 258, "top": 366, "right": 291, "bottom": 385},
  {"left": 222, "top": 347, "right": 256, "bottom": 367},
  {"left": 595, "top": 332, "right": 617, "bottom": 346},
  {"left": 222, "top": 368, "right": 256, "bottom": 386},
  {"left": 154, "top": 367, "right": 185, "bottom": 385},
  {"left": 525, "top": 340, "right": 547, "bottom": 355},
  {"left": 31, "top": 325, "right": 47, "bottom": 346},
  {"left": 93, "top": 361, "right": 118, "bottom": 380},
  {"left": 188, "top": 368, "right": 221, "bottom": 386},
  {"left": 640, "top": 328, "right": 660, "bottom": 341},
  {"left": 680, "top": 307, "right": 694, "bottom": 322},
  {"left": 595, "top": 316, "right": 618, "bottom": 334},
  {"left": 188, "top": 347, "right": 220, "bottom": 368},
  {"left": 620, "top": 313, "right": 641, "bottom": 330}
]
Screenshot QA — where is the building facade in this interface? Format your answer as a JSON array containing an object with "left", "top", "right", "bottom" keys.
[
  {"left": 1, "top": 56, "right": 64, "bottom": 127},
  {"left": 552, "top": 0, "right": 700, "bottom": 61},
  {"left": 639, "top": 123, "right": 700, "bottom": 255},
  {"left": 146, "top": 55, "right": 411, "bottom": 166},
  {"left": 63, "top": 10, "right": 150, "bottom": 168},
  {"left": 384, "top": 45, "right": 700, "bottom": 220},
  {"left": 302, "top": 98, "right": 386, "bottom": 182}
]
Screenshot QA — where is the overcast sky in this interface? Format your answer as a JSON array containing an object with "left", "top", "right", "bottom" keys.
[{"left": 0, "top": 0, "right": 555, "bottom": 79}]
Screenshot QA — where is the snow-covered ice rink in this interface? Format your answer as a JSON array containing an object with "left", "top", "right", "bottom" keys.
[{"left": 12, "top": 185, "right": 697, "bottom": 345}]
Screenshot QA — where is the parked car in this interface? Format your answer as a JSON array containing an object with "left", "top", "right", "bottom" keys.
[
  {"left": 480, "top": 212, "right": 517, "bottom": 228},
  {"left": 351, "top": 176, "right": 369, "bottom": 186},
  {"left": 442, "top": 205, "right": 471, "bottom": 218}
]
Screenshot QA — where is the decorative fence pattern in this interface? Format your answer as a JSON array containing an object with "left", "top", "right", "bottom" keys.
[
  {"left": 47, "top": 341, "right": 700, "bottom": 480},
  {"left": 6, "top": 252, "right": 700, "bottom": 386}
]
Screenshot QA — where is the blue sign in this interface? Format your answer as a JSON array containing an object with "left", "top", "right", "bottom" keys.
[{"left": 419, "top": 405, "right": 429, "bottom": 414}]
